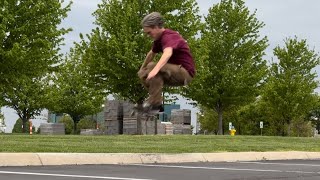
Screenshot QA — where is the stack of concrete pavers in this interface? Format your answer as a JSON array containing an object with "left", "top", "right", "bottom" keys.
[
  {"left": 170, "top": 109, "right": 192, "bottom": 135},
  {"left": 162, "top": 122, "right": 174, "bottom": 135},
  {"left": 172, "top": 124, "right": 192, "bottom": 134},
  {"left": 104, "top": 100, "right": 192, "bottom": 135},
  {"left": 105, "top": 100, "right": 141, "bottom": 135},
  {"left": 123, "top": 119, "right": 137, "bottom": 135},
  {"left": 122, "top": 101, "right": 138, "bottom": 135},
  {"left": 157, "top": 120, "right": 166, "bottom": 134},
  {"left": 141, "top": 117, "right": 166, "bottom": 135},
  {"left": 170, "top": 109, "right": 191, "bottom": 125},
  {"left": 105, "top": 100, "right": 123, "bottom": 135},
  {"left": 80, "top": 129, "right": 103, "bottom": 135},
  {"left": 40, "top": 123, "right": 65, "bottom": 135},
  {"left": 122, "top": 101, "right": 165, "bottom": 135}
]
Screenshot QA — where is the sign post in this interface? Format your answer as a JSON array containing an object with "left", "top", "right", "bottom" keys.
[
  {"left": 229, "top": 122, "right": 232, "bottom": 131},
  {"left": 260, "top": 121, "right": 263, "bottom": 136}
]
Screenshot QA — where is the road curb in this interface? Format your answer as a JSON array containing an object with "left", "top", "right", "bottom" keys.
[
  {"left": 0, "top": 153, "right": 42, "bottom": 166},
  {"left": 0, "top": 151, "right": 319, "bottom": 166}
]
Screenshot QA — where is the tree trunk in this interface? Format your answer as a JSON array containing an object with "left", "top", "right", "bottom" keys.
[
  {"left": 317, "top": 120, "right": 320, "bottom": 134},
  {"left": 22, "top": 118, "right": 27, "bottom": 133},
  {"left": 71, "top": 115, "right": 79, "bottom": 134},
  {"left": 118, "top": 102, "right": 123, "bottom": 134},
  {"left": 137, "top": 112, "right": 143, "bottom": 135},
  {"left": 218, "top": 109, "right": 223, "bottom": 135},
  {"left": 282, "top": 120, "right": 285, "bottom": 136},
  {"left": 73, "top": 119, "right": 77, "bottom": 134},
  {"left": 216, "top": 101, "right": 223, "bottom": 135}
]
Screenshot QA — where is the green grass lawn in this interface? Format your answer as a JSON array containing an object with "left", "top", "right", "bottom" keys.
[{"left": 0, "top": 134, "right": 319, "bottom": 153}]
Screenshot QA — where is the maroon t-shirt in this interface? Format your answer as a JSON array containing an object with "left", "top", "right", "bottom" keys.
[{"left": 152, "top": 29, "right": 195, "bottom": 77}]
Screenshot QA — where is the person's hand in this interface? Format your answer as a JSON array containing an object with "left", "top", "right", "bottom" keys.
[{"left": 146, "top": 69, "right": 159, "bottom": 81}]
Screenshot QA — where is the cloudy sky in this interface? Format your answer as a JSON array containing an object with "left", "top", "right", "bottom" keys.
[{"left": 2, "top": 0, "right": 320, "bottom": 132}]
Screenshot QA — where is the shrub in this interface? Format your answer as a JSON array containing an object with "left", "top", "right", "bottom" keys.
[
  {"left": 76, "top": 118, "right": 96, "bottom": 134},
  {"left": 58, "top": 115, "right": 74, "bottom": 134},
  {"left": 290, "top": 119, "right": 313, "bottom": 137}
]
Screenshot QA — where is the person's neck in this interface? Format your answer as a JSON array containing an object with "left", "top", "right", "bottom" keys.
[{"left": 158, "top": 28, "right": 165, "bottom": 36}]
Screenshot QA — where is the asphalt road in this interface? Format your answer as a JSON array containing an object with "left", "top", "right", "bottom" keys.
[{"left": 0, "top": 160, "right": 319, "bottom": 180}]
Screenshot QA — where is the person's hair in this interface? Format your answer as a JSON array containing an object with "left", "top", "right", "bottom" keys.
[{"left": 141, "top": 12, "right": 164, "bottom": 28}]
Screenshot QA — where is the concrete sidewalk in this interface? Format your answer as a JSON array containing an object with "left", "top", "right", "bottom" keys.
[{"left": 0, "top": 151, "right": 320, "bottom": 166}]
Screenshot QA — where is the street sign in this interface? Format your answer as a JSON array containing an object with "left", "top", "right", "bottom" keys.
[
  {"left": 260, "top": 121, "right": 263, "bottom": 129},
  {"left": 229, "top": 122, "right": 232, "bottom": 130}
]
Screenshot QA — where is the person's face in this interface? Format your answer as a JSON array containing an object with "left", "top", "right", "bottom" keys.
[{"left": 143, "top": 26, "right": 161, "bottom": 40}]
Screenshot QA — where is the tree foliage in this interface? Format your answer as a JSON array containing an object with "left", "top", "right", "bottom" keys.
[
  {"left": 185, "top": 0, "right": 268, "bottom": 134},
  {"left": 0, "top": 0, "right": 71, "bottom": 87},
  {"left": 0, "top": 0, "right": 72, "bottom": 132},
  {"left": 306, "top": 97, "right": 320, "bottom": 134},
  {"left": 47, "top": 45, "right": 105, "bottom": 133},
  {"left": 262, "top": 37, "right": 320, "bottom": 136},
  {"left": 198, "top": 37, "right": 320, "bottom": 137},
  {"left": 2, "top": 76, "right": 49, "bottom": 132}
]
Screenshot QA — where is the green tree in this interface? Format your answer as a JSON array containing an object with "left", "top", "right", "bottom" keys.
[
  {"left": 83, "top": 0, "right": 201, "bottom": 134},
  {"left": 0, "top": 0, "right": 71, "bottom": 88},
  {"left": 185, "top": 0, "right": 268, "bottom": 134},
  {"left": 235, "top": 99, "right": 275, "bottom": 135},
  {"left": 0, "top": 0, "right": 72, "bottom": 132},
  {"left": 197, "top": 106, "right": 218, "bottom": 134},
  {"left": 48, "top": 46, "right": 105, "bottom": 134},
  {"left": 2, "top": 76, "right": 49, "bottom": 133},
  {"left": 262, "top": 37, "right": 320, "bottom": 136},
  {"left": 306, "top": 96, "right": 320, "bottom": 133}
]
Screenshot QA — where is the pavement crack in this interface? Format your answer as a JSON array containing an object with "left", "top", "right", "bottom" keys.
[{"left": 35, "top": 153, "right": 44, "bottom": 166}]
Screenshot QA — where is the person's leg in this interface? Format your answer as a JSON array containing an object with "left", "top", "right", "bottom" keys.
[
  {"left": 160, "top": 63, "right": 193, "bottom": 86},
  {"left": 138, "top": 62, "right": 163, "bottom": 108},
  {"left": 138, "top": 62, "right": 155, "bottom": 88},
  {"left": 137, "top": 62, "right": 193, "bottom": 108},
  {"left": 145, "top": 75, "right": 163, "bottom": 106}
]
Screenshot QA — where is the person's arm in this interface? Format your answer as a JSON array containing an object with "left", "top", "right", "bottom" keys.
[
  {"left": 146, "top": 47, "right": 173, "bottom": 80},
  {"left": 140, "top": 50, "right": 156, "bottom": 70}
]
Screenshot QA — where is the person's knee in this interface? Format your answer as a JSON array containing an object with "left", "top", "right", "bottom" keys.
[
  {"left": 148, "top": 75, "right": 164, "bottom": 85},
  {"left": 139, "top": 62, "right": 156, "bottom": 79},
  {"left": 138, "top": 69, "right": 147, "bottom": 79},
  {"left": 146, "top": 62, "right": 155, "bottom": 69}
]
